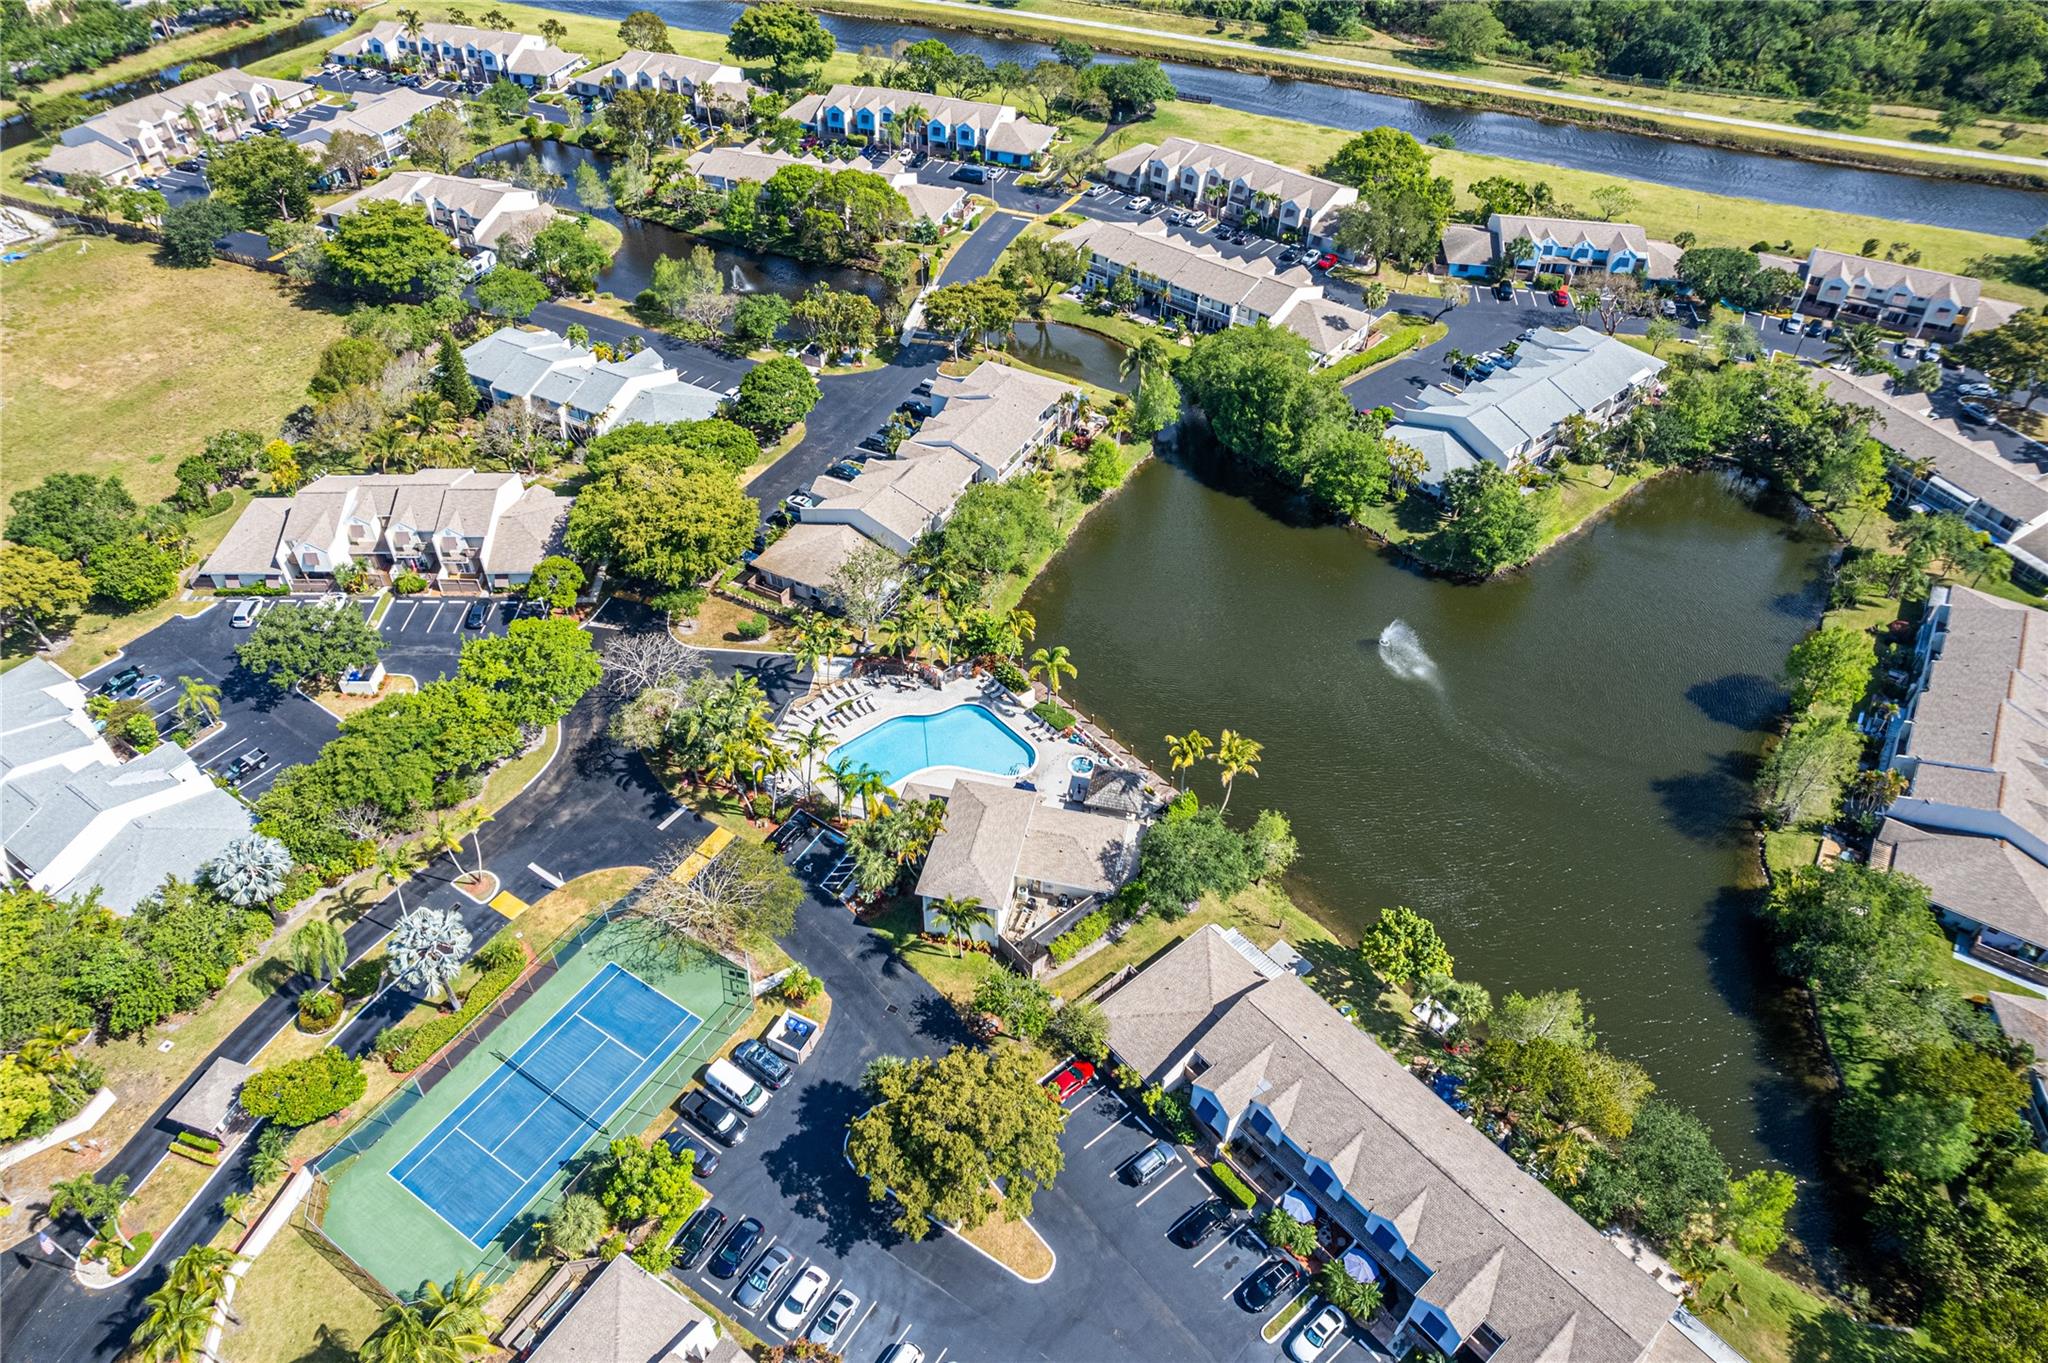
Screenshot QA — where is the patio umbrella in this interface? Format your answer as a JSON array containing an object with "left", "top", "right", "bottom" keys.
[
  {"left": 1341, "top": 1247, "right": 1379, "bottom": 1283},
  {"left": 1279, "top": 1188, "right": 1316, "bottom": 1223}
]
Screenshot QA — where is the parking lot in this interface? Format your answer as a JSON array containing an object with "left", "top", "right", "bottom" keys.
[
  {"left": 371, "top": 592, "right": 523, "bottom": 681},
  {"left": 655, "top": 841, "right": 1374, "bottom": 1363}
]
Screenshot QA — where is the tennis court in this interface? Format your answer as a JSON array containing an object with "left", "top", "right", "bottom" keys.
[{"left": 391, "top": 963, "right": 701, "bottom": 1246}]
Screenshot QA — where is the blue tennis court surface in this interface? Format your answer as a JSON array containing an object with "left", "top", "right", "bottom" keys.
[{"left": 390, "top": 962, "right": 701, "bottom": 1246}]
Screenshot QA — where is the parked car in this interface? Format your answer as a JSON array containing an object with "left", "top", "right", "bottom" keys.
[
  {"left": 708, "top": 1217, "right": 763, "bottom": 1279},
  {"left": 1288, "top": 1304, "right": 1347, "bottom": 1363},
  {"left": 880, "top": 1346, "right": 925, "bottom": 1363},
  {"left": 1083, "top": 184, "right": 1109, "bottom": 198},
  {"left": 808, "top": 1287, "right": 861, "bottom": 1348},
  {"left": 857, "top": 435, "right": 891, "bottom": 455},
  {"left": 128, "top": 674, "right": 166, "bottom": 702},
  {"left": 772, "top": 1264, "right": 831, "bottom": 1331},
  {"left": 1449, "top": 361, "right": 1472, "bottom": 381},
  {"left": 1804, "top": 318, "right": 1827, "bottom": 338},
  {"left": 829, "top": 461, "right": 864, "bottom": 481},
  {"left": 1924, "top": 341, "right": 1947, "bottom": 364},
  {"left": 227, "top": 749, "right": 270, "bottom": 784},
  {"left": 1315, "top": 253, "right": 1337, "bottom": 270},
  {"left": 1493, "top": 278, "right": 1515, "bottom": 300},
  {"left": 1125, "top": 1140, "right": 1179, "bottom": 1186},
  {"left": 1470, "top": 360, "right": 1497, "bottom": 380},
  {"left": 1957, "top": 382, "right": 2000, "bottom": 399},
  {"left": 1958, "top": 401, "right": 1992, "bottom": 424},
  {"left": 1046, "top": 1060, "right": 1094, "bottom": 1101},
  {"left": 1130, "top": 196, "right": 1152, "bottom": 212},
  {"left": 1551, "top": 287, "right": 1572, "bottom": 306},
  {"left": 734, "top": 1244, "right": 793, "bottom": 1310},
  {"left": 462, "top": 599, "right": 491, "bottom": 629},
  {"left": 98, "top": 665, "right": 144, "bottom": 697},
  {"left": 786, "top": 492, "right": 818, "bottom": 511},
  {"left": 733, "top": 1039, "right": 794, "bottom": 1091},
  {"left": 679, "top": 1089, "right": 749, "bottom": 1145},
  {"left": 1518, "top": 328, "right": 1539, "bottom": 343},
  {"left": 1896, "top": 338, "right": 1924, "bottom": 360},
  {"left": 954, "top": 165, "right": 988, "bottom": 184},
  {"left": 1780, "top": 317, "right": 1803, "bottom": 334},
  {"left": 1661, "top": 298, "right": 1678, "bottom": 318},
  {"left": 671, "top": 1206, "right": 728, "bottom": 1271},
  {"left": 913, "top": 378, "right": 935, "bottom": 396},
  {"left": 704, "top": 1058, "right": 770, "bottom": 1117},
  {"left": 662, "top": 1124, "right": 721, "bottom": 1176},
  {"left": 1239, "top": 1257, "right": 1303, "bottom": 1313},
  {"left": 1170, "top": 1197, "right": 1233, "bottom": 1248}
]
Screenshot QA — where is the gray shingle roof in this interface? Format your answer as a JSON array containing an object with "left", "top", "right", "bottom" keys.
[
  {"left": 1873, "top": 817, "right": 2048, "bottom": 948},
  {"left": 913, "top": 779, "right": 1038, "bottom": 908},
  {"left": 527, "top": 1255, "right": 738, "bottom": 1363},
  {"left": 1989, "top": 991, "right": 2048, "bottom": 1079},
  {"left": 1806, "top": 248, "right": 1981, "bottom": 309},
  {"left": 166, "top": 1057, "right": 254, "bottom": 1135},
  {"left": 1814, "top": 368, "right": 2048, "bottom": 528}
]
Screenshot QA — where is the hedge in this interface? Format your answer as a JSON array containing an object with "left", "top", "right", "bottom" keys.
[
  {"left": 376, "top": 943, "right": 527, "bottom": 1072},
  {"left": 168, "top": 1142, "right": 220, "bottom": 1166},
  {"left": 1047, "top": 909, "right": 1112, "bottom": 964},
  {"left": 240, "top": 1048, "right": 367, "bottom": 1127},
  {"left": 990, "top": 660, "right": 1028, "bottom": 692},
  {"left": 175, "top": 1131, "right": 221, "bottom": 1153},
  {"left": 1321, "top": 323, "right": 1428, "bottom": 383},
  {"left": 1031, "top": 699, "right": 1076, "bottom": 730},
  {"left": 1211, "top": 1162, "right": 1258, "bottom": 1210},
  {"left": 214, "top": 584, "right": 292, "bottom": 598}
]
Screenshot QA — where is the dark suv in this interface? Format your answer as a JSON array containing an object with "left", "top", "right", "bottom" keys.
[
  {"left": 709, "top": 1216, "right": 763, "bottom": 1279},
  {"left": 733, "top": 1039, "right": 794, "bottom": 1091},
  {"left": 671, "top": 1206, "right": 728, "bottom": 1271},
  {"left": 1239, "top": 1257, "right": 1303, "bottom": 1313},
  {"left": 680, "top": 1089, "right": 748, "bottom": 1146},
  {"left": 1170, "top": 1197, "right": 1232, "bottom": 1249}
]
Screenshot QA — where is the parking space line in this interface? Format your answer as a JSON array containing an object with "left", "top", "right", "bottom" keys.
[
  {"left": 1135, "top": 1164, "right": 1187, "bottom": 1206},
  {"left": 1191, "top": 1226, "right": 1238, "bottom": 1268},
  {"left": 840, "top": 1300, "right": 877, "bottom": 1356},
  {"left": 237, "top": 767, "right": 284, "bottom": 796},
  {"left": 448, "top": 606, "right": 468, "bottom": 633},
  {"left": 1083, "top": 1112, "right": 1135, "bottom": 1149}
]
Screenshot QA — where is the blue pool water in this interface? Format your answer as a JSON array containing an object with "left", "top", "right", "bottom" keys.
[{"left": 834, "top": 704, "right": 1036, "bottom": 786}]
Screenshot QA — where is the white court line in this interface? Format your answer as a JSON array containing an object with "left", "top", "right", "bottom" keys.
[{"left": 1135, "top": 1164, "right": 1186, "bottom": 1206}]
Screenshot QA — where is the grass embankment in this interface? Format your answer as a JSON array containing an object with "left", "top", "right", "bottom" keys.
[
  {"left": 0, "top": 236, "right": 343, "bottom": 504},
  {"left": 1350, "top": 460, "right": 1656, "bottom": 577},
  {"left": 224, "top": 1222, "right": 389, "bottom": 1363},
  {"left": 800, "top": 0, "right": 2048, "bottom": 183},
  {"left": 0, "top": 5, "right": 323, "bottom": 121}
]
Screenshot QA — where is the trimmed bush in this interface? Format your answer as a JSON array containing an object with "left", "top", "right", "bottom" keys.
[
  {"left": 377, "top": 943, "right": 525, "bottom": 1072},
  {"left": 169, "top": 1143, "right": 220, "bottom": 1166},
  {"left": 175, "top": 1131, "right": 222, "bottom": 1153},
  {"left": 297, "top": 989, "right": 341, "bottom": 1031},
  {"left": 1031, "top": 699, "right": 1075, "bottom": 730},
  {"left": 215, "top": 584, "right": 292, "bottom": 598},
  {"left": 735, "top": 613, "right": 770, "bottom": 641},
  {"left": 392, "top": 571, "right": 429, "bottom": 595},
  {"left": 990, "top": 660, "right": 1029, "bottom": 692},
  {"left": 1047, "top": 909, "right": 1111, "bottom": 964},
  {"left": 1211, "top": 1162, "right": 1257, "bottom": 1210},
  {"left": 240, "top": 1048, "right": 365, "bottom": 1127}
]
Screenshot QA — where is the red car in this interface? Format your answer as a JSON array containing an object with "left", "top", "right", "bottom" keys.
[
  {"left": 1552, "top": 287, "right": 1573, "bottom": 306},
  {"left": 1315, "top": 252, "right": 1337, "bottom": 270},
  {"left": 1047, "top": 1060, "right": 1095, "bottom": 1100}
]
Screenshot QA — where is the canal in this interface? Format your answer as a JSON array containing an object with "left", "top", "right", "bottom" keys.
[
  {"left": 539, "top": 0, "right": 2048, "bottom": 237},
  {"left": 1023, "top": 436, "right": 1838, "bottom": 1192},
  {"left": 472, "top": 138, "right": 892, "bottom": 301}
]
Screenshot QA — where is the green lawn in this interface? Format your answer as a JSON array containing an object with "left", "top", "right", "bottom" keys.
[
  {"left": 224, "top": 1223, "right": 389, "bottom": 1363},
  {"left": 1694, "top": 1247, "right": 1933, "bottom": 1363},
  {"left": 0, "top": 236, "right": 344, "bottom": 504}
]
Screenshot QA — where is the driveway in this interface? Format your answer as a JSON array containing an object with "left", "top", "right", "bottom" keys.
[
  {"left": 373, "top": 592, "right": 520, "bottom": 684},
  {"left": 936, "top": 209, "right": 1034, "bottom": 288},
  {"left": 77, "top": 599, "right": 343, "bottom": 799},
  {"left": 743, "top": 343, "right": 949, "bottom": 519},
  {"left": 668, "top": 834, "right": 1322, "bottom": 1363}
]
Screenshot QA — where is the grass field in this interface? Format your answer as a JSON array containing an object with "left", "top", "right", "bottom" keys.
[
  {"left": 0, "top": 236, "right": 345, "bottom": 504},
  {"left": 0, "top": 5, "right": 323, "bottom": 121},
  {"left": 225, "top": 1223, "right": 388, "bottom": 1363}
]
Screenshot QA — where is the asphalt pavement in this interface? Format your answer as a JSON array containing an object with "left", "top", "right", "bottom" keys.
[{"left": 527, "top": 301, "right": 756, "bottom": 396}]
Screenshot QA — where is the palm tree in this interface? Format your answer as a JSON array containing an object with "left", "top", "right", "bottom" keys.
[
  {"left": 247, "top": 1126, "right": 290, "bottom": 1187},
  {"left": 930, "top": 895, "right": 992, "bottom": 956},
  {"left": 848, "top": 764, "right": 890, "bottom": 821},
  {"left": 131, "top": 1280, "right": 213, "bottom": 1363},
  {"left": 1213, "top": 729, "right": 1263, "bottom": 812},
  {"left": 822, "top": 757, "right": 859, "bottom": 818},
  {"left": 388, "top": 906, "right": 472, "bottom": 1009},
  {"left": 49, "top": 1172, "right": 130, "bottom": 1248},
  {"left": 362, "top": 1283, "right": 491, "bottom": 1363},
  {"left": 220, "top": 1190, "right": 253, "bottom": 1226},
  {"left": 18, "top": 1023, "right": 89, "bottom": 1073},
  {"left": 166, "top": 1244, "right": 239, "bottom": 1321},
  {"left": 791, "top": 722, "right": 838, "bottom": 797},
  {"left": 418, "top": 1273, "right": 493, "bottom": 1335},
  {"left": 374, "top": 842, "right": 426, "bottom": 913},
  {"left": 1164, "top": 729, "right": 1213, "bottom": 777},
  {"left": 290, "top": 918, "right": 348, "bottom": 983},
  {"left": 1028, "top": 645, "right": 1076, "bottom": 696},
  {"left": 1006, "top": 607, "right": 1037, "bottom": 648},
  {"left": 1119, "top": 333, "right": 1173, "bottom": 385},
  {"left": 790, "top": 610, "right": 849, "bottom": 675},
  {"left": 900, "top": 102, "right": 930, "bottom": 152},
  {"left": 173, "top": 676, "right": 220, "bottom": 733},
  {"left": 1827, "top": 322, "right": 1885, "bottom": 372}
]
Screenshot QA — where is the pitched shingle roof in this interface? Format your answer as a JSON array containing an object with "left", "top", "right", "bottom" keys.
[
  {"left": 1055, "top": 218, "right": 1315, "bottom": 321},
  {"left": 1106, "top": 137, "right": 1355, "bottom": 220},
  {"left": 913, "top": 779, "right": 1038, "bottom": 908},
  {"left": 1814, "top": 368, "right": 2048, "bottom": 528},
  {"left": 1806, "top": 247, "right": 1981, "bottom": 308},
  {"left": 526, "top": 1256, "right": 739, "bottom": 1363},
  {"left": 1491, "top": 214, "right": 1649, "bottom": 259}
]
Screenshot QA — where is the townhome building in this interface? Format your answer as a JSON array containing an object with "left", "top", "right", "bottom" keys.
[
  {"left": 1875, "top": 583, "right": 2048, "bottom": 989},
  {"left": 1055, "top": 218, "right": 1380, "bottom": 363},
  {"left": 682, "top": 142, "right": 970, "bottom": 227},
  {"left": 783, "top": 85, "right": 1057, "bottom": 166},
  {"left": 2, "top": 660, "right": 252, "bottom": 914},
  {"left": 1384, "top": 325, "right": 1665, "bottom": 490},
  {"left": 330, "top": 21, "right": 582, "bottom": 89},
  {"left": 571, "top": 50, "right": 746, "bottom": 115},
  {"left": 898, "top": 364, "right": 1075, "bottom": 481},
  {"left": 1100, "top": 138, "right": 1357, "bottom": 249},
  {"left": 41, "top": 69, "right": 316, "bottom": 184},
  {"left": 1102, "top": 924, "right": 1724, "bottom": 1363},
  {"left": 460, "top": 325, "right": 724, "bottom": 440},
  {"left": 1440, "top": 215, "right": 1688, "bottom": 284},
  {"left": 322, "top": 170, "right": 554, "bottom": 254},
  {"left": 1987, "top": 991, "right": 2048, "bottom": 1147},
  {"left": 289, "top": 88, "right": 445, "bottom": 176},
  {"left": 1800, "top": 247, "right": 1981, "bottom": 341},
  {"left": 199, "top": 469, "right": 570, "bottom": 592},
  {"left": 1814, "top": 368, "right": 2048, "bottom": 582}
]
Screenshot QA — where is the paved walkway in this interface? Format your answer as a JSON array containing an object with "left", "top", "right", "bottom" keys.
[{"left": 897, "top": 0, "right": 2048, "bottom": 171}]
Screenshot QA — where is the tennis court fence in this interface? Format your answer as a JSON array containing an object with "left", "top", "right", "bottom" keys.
[{"left": 307, "top": 889, "right": 753, "bottom": 1293}]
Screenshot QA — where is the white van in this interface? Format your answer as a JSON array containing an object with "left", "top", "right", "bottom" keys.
[{"left": 704, "top": 1058, "right": 769, "bottom": 1116}]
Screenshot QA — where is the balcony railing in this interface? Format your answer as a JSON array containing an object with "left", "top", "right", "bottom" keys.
[{"left": 1971, "top": 936, "right": 2048, "bottom": 988}]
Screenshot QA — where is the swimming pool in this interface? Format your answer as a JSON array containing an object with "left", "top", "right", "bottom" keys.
[{"left": 833, "top": 704, "right": 1036, "bottom": 787}]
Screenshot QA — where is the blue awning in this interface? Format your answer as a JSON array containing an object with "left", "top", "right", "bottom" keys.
[{"left": 1279, "top": 1188, "right": 1315, "bottom": 1223}]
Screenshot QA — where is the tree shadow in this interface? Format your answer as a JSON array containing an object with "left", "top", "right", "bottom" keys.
[
  {"left": 1684, "top": 674, "right": 1783, "bottom": 731},
  {"left": 758, "top": 1078, "right": 910, "bottom": 1257},
  {"left": 1649, "top": 751, "right": 1760, "bottom": 845},
  {"left": 1787, "top": 1309, "right": 1937, "bottom": 1363},
  {"left": 910, "top": 994, "right": 973, "bottom": 1048},
  {"left": 249, "top": 956, "right": 297, "bottom": 996},
  {"left": 1293, "top": 937, "right": 1406, "bottom": 1041},
  {"left": 284, "top": 1323, "right": 363, "bottom": 1363}
]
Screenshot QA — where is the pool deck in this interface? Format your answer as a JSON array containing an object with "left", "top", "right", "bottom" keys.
[{"left": 781, "top": 672, "right": 1082, "bottom": 801}]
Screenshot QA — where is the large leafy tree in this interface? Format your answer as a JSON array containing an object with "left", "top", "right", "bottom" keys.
[
  {"left": 87, "top": 536, "right": 183, "bottom": 608},
  {"left": 158, "top": 198, "right": 240, "bottom": 267},
  {"left": 1135, "top": 806, "right": 1251, "bottom": 911},
  {"left": 1754, "top": 709, "right": 1860, "bottom": 828},
  {"left": 935, "top": 481, "right": 1057, "bottom": 579},
  {"left": 1784, "top": 625, "right": 1876, "bottom": 713},
  {"left": 727, "top": 0, "right": 835, "bottom": 89},
  {"left": 474, "top": 265, "right": 550, "bottom": 319},
  {"left": 848, "top": 1045, "right": 1067, "bottom": 1236},
  {"left": 725, "top": 355, "right": 820, "bottom": 436},
  {"left": 565, "top": 456, "right": 755, "bottom": 589},
  {"left": 1442, "top": 462, "right": 1547, "bottom": 575},
  {"left": 1092, "top": 57, "right": 1175, "bottom": 119},
  {"left": 1358, "top": 905, "right": 1453, "bottom": 991},
  {"left": 618, "top": 9, "right": 674, "bottom": 51},
  {"left": 456, "top": 617, "right": 602, "bottom": 727},
  {"left": 207, "top": 133, "right": 317, "bottom": 226},
  {"left": 1177, "top": 323, "right": 1348, "bottom": 481},
  {"left": 238, "top": 1046, "right": 366, "bottom": 1126},
  {"left": 7, "top": 472, "right": 136, "bottom": 564},
  {"left": 1569, "top": 1099, "right": 1729, "bottom": 1241},
  {"left": 323, "top": 201, "right": 464, "bottom": 301},
  {"left": 235, "top": 602, "right": 382, "bottom": 690},
  {"left": 0, "top": 544, "right": 92, "bottom": 646}
]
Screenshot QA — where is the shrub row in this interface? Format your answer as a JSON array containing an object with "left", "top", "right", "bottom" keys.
[
  {"left": 989, "top": 660, "right": 1028, "bottom": 692},
  {"left": 213, "top": 584, "right": 292, "bottom": 599},
  {"left": 168, "top": 1142, "right": 220, "bottom": 1166},
  {"left": 1046, "top": 909, "right": 1112, "bottom": 965},
  {"left": 1321, "top": 323, "right": 1427, "bottom": 383},
  {"left": 175, "top": 1131, "right": 221, "bottom": 1153},
  {"left": 1210, "top": 1162, "right": 1258, "bottom": 1210},
  {"left": 1031, "top": 699, "right": 1076, "bottom": 731},
  {"left": 375, "top": 943, "right": 527, "bottom": 1072}
]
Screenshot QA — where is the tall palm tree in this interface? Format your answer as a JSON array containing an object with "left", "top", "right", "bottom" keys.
[
  {"left": 1827, "top": 322, "right": 1885, "bottom": 373},
  {"left": 900, "top": 102, "right": 930, "bottom": 152},
  {"left": 173, "top": 676, "right": 220, "bottom": 733},
  {"left": 1119, "top": 333, "right": 1173, "bottom": 385},
  {"left": 930, "top": 896, "right": 992, "bottom": 955},
  {"left": 822, "top": 757, "right": 859, "bottom": 818},
  {"left": 131, "top": 1280, "right": 213, "bottom": 1363},
  {"left": 1006, "top": 607, "right": 1037, "bottom": 648},
  {"left": 1163, "top": 729, "right": 1213, "bottom": 777},
  {"left": 418, "top": 1273, "right": 493, "bottom": 1336},
  {"left": 397, "top": 6, "right": 424, "bottom": 40},
  {"left": 1028, "top": 645, "right": 1077, "bottom": 696},
  {"left": 220, "top": 1190, "right": 253, "bottom": 1226},
  {"left": 290, "top": 918, "right": 348, "bottom": 983},
  {"left": 49, "top": 1172, "right": 130, "bottom": 1248},
  {"left": 1213, "top": 729, "right": 1263, "bottom": 812},
  {"left": 375, "top": 842, "right": 426, "bottom": 913},
  {"left": 18, "top": 1023, "right": 89, "bottom": 1073},
  {"left": 791, "top": 723, "right": 838, "bottom": 797},
  {"left": 166, "top": 1244, "right": 239, "bottom": 1322}
]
